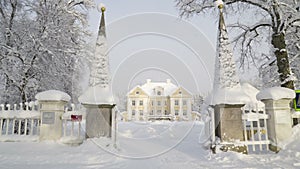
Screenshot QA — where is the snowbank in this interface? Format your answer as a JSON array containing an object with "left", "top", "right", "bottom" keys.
[
  {"left": 78, "top": 85, "right": 114, "bottom": 105},
  {"left": 256, "top": 87, "right": 295, "bottom": 101},
  {"left": 35, "top": 90, "right": 71, "bottom": 102}
]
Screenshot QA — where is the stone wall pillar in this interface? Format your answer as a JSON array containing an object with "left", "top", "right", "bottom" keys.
[
  {"left": 213, "top": 104, "right": 244, "bottom": 142},
  {"left": 257, "top": 87, "right": 295, "bottom": 152},
  {"left": 35, "top": 90, "right": 70, "bottom": 141},
  {"left": 78, "top": 85, "right": 116, "bottom": 139},
  {"left": 82, "top": 104, "right": 115, "bottom": 138}
]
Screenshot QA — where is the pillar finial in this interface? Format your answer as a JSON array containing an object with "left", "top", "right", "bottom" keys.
[
  {"left": 97, "top": 3, "right": 106, "bottom": 13},
  {"left": 215, "top": 0, "right": 224, "bottom": 11}
]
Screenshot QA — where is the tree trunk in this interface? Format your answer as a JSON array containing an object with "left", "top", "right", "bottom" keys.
[{"left": 272, "top": 32, "right": 295, "bottom": 90}]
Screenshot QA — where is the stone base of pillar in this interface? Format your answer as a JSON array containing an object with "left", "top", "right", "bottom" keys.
[
  {"left": 210, "top": 144, "right": 248, "bottom": 154},
  {"left": 213, "top": 104, "right": 245, "bottom": 142},
  {"left": 269, "top": 144, "right": 281, "bottom": 153},
  {"left": 84, "top": 104, "right": 115, "bottom": 138},
  {"left": 219, "top": 144, "right": 248, "bottom": 154}
]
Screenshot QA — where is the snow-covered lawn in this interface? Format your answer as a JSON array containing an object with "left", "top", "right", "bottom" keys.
[{"left": 0, "top": 121, "right": 300, "bottom": 169}]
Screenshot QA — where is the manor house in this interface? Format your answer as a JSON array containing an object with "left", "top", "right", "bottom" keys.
[{"left": 126, "top": 79, "right": 192, "bottom": 121}]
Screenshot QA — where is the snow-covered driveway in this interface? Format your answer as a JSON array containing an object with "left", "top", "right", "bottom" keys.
[{"left": 0, "top": 122, "right": 300, "bottom": 169}]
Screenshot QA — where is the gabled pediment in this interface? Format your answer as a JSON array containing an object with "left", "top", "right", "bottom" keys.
[
  {"left": 128, "top": 86, "right": 148, "bottom": 97},
  {"left": 170, "top": 87, "right": 192, "bottom": 98}
]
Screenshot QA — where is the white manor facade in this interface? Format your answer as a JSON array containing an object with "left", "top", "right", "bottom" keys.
[{"left": 126, "top": 79, "right": 193, "bottom": 121}]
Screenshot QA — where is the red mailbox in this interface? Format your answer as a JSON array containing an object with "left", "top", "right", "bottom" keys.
[{"left": 71, "top": 115, "right": 82, "bottom": 122}]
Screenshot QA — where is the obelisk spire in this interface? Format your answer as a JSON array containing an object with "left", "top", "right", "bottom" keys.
[
  {"left": 213, "top": 0, "right": 240, "bottom": 90},
  {"left": 98, "top": 4, "right": 106, "bottom": 38},
  {"left": 89, "top": 3, "right": 110, "bottom": 88}
]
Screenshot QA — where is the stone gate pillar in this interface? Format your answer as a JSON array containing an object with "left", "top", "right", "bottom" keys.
[
  {"left": 79, "top": 86, "right": 115, "bottom": 138},
  {"left": 82, "top": 104, "right": 115, "bottom": 138},
  {"left": 35, "top": 90, "right": 70, "bottom": 141},
  {"left": 257, "top": 87, "right": 295, "bottom": 152},
  {"left": 213, "top": 104, "right": 245, "bottom": 142}
]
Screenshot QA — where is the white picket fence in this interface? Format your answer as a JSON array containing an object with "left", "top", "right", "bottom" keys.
[
  {"left": 0, "top": 102, "right": 40, "bottom": 142},
  {"left": 0, "top": 102, "right": 86, "bottom": 143},
  {"left": 62, "top": 104, "right": 85, "bottom": 137},
  {"left": 241, "top": 105, "right": 270, "bottom": 152},
  {"left": 60, "top": 104, "right": 85, "bottom": 145}
]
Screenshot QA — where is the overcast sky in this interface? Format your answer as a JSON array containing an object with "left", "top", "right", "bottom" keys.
[{"left": 87, "top": 0, "right": 219, "bottom": 95}]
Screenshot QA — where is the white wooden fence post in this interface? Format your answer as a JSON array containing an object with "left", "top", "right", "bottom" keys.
[
  {"left": 30, "top": 119, "right": 34, "bottom": 136},
  {"left": 18, "top": 120, "right": 21, "bottom": 135},
  {"left": 5, "top": 119, "right": 9, "bottom": 135},
  {"left": 20, "top": 103, "right": 23, "bottom": 110},
  {"left": 64, "top": 119, "right": 67, "bottom": 137},
  {"left": 0, "top": 118, "right": 2, "bottom": 136},
  {"left": 71, "top": 121, "right": 74, "bottom": 137},
  {"left": 24, "top": 119, "right": 28, "bottom": 135}
]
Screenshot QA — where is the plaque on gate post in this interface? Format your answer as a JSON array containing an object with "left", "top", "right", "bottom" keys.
[{"left": 42, "top": 112, "right": 55, "bottom": 124}]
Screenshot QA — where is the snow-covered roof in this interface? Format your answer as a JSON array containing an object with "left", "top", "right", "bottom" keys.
[
  {"left": 207, "top": 87, "right": 251, "bottom": 106},
  {"left": 257, "top": 87, "right": 295, "bottom": 101},
  {"left": 130, "top": 79, "right": 182, "bottom": 97},
  {"left": 79, "top": 85, "right": 115, "bottom": 105},
  {"left": 35, "top": 90, "right": 71, "bottom": 102}
]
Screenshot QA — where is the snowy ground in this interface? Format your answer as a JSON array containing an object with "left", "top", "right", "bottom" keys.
[{"left": 1, "top": 121, "right": 300, "bottom": 169}]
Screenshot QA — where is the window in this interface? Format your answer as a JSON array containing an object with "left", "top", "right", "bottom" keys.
[
  {"left": 183, "top": 110, "right": 187, "bottom": 116},
  {"left": 164, "top": 110, "right": 167, "bottom": 115},
  {"left": 157, "top": 101, "right": 161, "bottom": 106},
  {"left": 151, "top": 101, "right": 154, "bottom": 106},
  {"left": 139, "top": 100, "right": 143, "bottom": 106},
  {"left": 164, "top": 101, "right": 167, "bottom": 105},
  {"left": 157, "top": 91, "right": 161, "bottom": 95},
  {"left": 157, "top": 110, "right": 162, "bottom": 114},
  {"left": 136, "top": 91, "right": 139, "bottom": 95},
  {"left": 132, "top": 100, "right": 136, "bottom": 106},
  {"left": 179, "top": 91, "right": 182, "bottom": 94},
  {"left": 150, "top": 110, "right": 154, "bottom": 115},
  {"left": 175, "top": 100, "right": 179, "bottom": 106},
  {"left": 183, "top": 100, "right": 187, "bottom": 105},
  {"left": 139, "top": 110, "right": 143, "bottom": 116},
  {"left": 175, "top": 110, "right": 179, "bottom": 116},
  {"left": 132, "top": 110, "right": 136, "bottom": 115}
]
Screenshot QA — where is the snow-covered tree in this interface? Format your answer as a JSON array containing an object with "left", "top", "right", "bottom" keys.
[
  {"left": 192, "top": 94, "right": 204, "bottom": 112},
  {"left": 114, "top": 91, "right": 127, "bottom": 112},
  {"left": 0, "top": 0, "right": 93, "bottom": 104},
  {"left": 176, "top": 0, "right": 300, "bottom": 89}
]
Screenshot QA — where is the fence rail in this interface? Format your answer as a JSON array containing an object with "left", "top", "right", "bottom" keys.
[{"left": 0, "top": 102, "right": 40, "bottom": 142}]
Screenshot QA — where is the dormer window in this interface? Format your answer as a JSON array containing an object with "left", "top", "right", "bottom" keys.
[
  {"left": 157, "top": 91, "right": 161, "bottom": 95},
  {"left": 179, "top": 91, "right": 182, "bottom": 94}
]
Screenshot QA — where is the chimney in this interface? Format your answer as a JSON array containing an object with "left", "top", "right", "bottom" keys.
[{"left": 146, "top": 79, "right": 151, "bottom": 84}]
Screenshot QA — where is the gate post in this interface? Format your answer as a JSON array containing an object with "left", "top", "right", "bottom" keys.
[
  {"left": 79, "top": 86, "right": 115, "bottom": 138},
  {"left": 35, "top": 90, "right": 70, "bottom": 141},
  {"left": 257, "top": 87, "right": 295, "bottom": 152}
]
